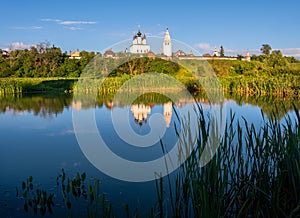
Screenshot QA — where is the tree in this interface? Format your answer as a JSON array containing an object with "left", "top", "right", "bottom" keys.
[
  {"left": 261, "top": 44, "right": 272, "bottom": 55},
  {"left": 220, "top": 46, "right": 225, "bottom": 57},
  {"left": 266, "top": 50, "right": 287, "bottom": 68},
  {"left": 237, "top": 54, "right": 244, "bottom": 60}
]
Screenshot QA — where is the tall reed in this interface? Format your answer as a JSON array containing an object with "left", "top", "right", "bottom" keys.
[{"left": 156, "top": 104, "right": 300, "bottom": 217}]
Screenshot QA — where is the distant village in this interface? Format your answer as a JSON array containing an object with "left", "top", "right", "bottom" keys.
[
  {"left": 100, "top": 26, "right": 251, "bottom": 62},
  {"left": 1, "top": 26, "right": 251, "bottom": 62}
]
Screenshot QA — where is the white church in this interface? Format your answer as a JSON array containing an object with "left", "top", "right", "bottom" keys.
[
  {"left": 129, "top": 25, "right": 172, "bottom": 57},
  {"left": 130, "top": 25, "right": 150, "bottom": 54},
  {"left": 105, "top": 25, "right": 250, "bottom": 61}
]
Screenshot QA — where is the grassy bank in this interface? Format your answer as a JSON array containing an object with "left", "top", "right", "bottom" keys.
[
  {"left": 1, "top": 57, "right": 300, "bottom": 97},
  {"left": 0, "top": 78, "right": 77, "bottom": 95}
]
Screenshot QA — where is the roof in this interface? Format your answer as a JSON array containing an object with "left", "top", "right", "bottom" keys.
[
  {"left": 104, "top": 49, "right": 115, "bottom": 57},
  {"left": 70, "top": 49, "right": 80, "bottom": 57},
  {"left": 133, "top": 25, "right": 146, "bottom": 39}
]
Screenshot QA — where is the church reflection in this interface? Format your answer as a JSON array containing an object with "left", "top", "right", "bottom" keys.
[
  {"left": 131, "top": 104, "right": 151, "bottom": 126},
  {"left": 130, "top": 102, "right": 173, "bottom": 128}
]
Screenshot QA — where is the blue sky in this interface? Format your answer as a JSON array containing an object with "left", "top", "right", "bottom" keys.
[{"left": 1, "top": 0, "right": 299, "bottom": 57}]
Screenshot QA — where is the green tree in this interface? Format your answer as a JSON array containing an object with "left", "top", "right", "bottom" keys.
[
  {"left": 220, "top": 46, "right": 225, "bottom": 57},
  {"left": 237, "top": 54, "right": 244, "bottom": 61},
  {"left": 266, "top": 50, "right": 287, "bottom": 69},
  {"left": 261, "top": 44, "right": 272, "bottom": 55}
]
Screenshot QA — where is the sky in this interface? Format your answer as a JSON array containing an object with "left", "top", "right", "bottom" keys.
[{"left": 0, "top": 0, "right": 299, "bottom": 57}]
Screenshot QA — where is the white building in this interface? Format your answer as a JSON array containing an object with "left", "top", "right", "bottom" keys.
[
  {"left": 131, "top": 104, "right": 151, "bottom": 125},
  {"left": 245, "top": 51, "right": 251, "bottom": 62},
  {"left": 163, "top": 102, "right": 172, "bottom": 128},
  {"left": 130, "top": 25, "right": 150, "bottom": 54},
  {"left": 163, "top": 28, "right": 172, "bottom": 57}
]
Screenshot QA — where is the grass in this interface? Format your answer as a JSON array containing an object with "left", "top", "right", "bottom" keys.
[
  {"left": 156, "top": 104, "right": 300, "bottom": 217},
  {"left": 0, "top": 78, "right": 77, "bottom": 95},
  {"left": 1, "top": 72, "right": 300, "bottom": 98}
]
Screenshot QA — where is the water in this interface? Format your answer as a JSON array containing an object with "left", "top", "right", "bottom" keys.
[{"left": 0, "top": 93, "right": 298, "bottom": 217}]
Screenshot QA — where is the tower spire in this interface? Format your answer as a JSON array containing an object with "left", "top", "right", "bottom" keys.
[{"left": 137, "top": 24, "right": 142, "bottom": 37}]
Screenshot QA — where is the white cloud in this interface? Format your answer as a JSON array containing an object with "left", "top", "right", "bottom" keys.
[
  {"left": 13, "top": 26, "right": 42, "bottom": 30},
  {"left": 41, "top": 18, "right": 61, "bottom": 22},
  {"left": 4, "top": 42, "right": 36, "bottom": 50},
  {"left": 64, "top": 26, "right": 82, "bottom": 31},
  {"left": 59, "top": 21, "right": 96, "bottom": 25},
  {"left": 42, "top": 18, "right": 96, "bottom": 30},
  {"left": 195, "top": 43, "right": 214, "bottom": 53},
  {"left": 225, "top": 49, "right": 259, "bottom": 56},
  {"left": 280, "top": 48, "right": 300, "bottom": 58}
]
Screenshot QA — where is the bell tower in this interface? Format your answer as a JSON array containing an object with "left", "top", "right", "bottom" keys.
[{"left": 163, "top": 28, "right": 172, "bottom": 57}]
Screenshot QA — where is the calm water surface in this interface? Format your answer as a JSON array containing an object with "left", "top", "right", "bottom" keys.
[{"left": 0, "top": 93, "right": 298, "bottom": 217}]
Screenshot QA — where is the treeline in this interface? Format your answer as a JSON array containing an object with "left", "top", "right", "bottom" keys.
[
  {"left": 0, "top": 43, "right": 95, "bottom": 78},
  {"left": 209, "top": 51, "right": 300, "bottom": 76},
  {"left": 205, "top": 51, "right": 300, "bottom": 96}
]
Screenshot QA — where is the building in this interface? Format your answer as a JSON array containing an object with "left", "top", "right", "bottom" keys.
[
  {"left": 69, "top": 49, "right": 81, "bottom": 59},
  {"left": 163, "top": 102, "right": 172, "bottom": 128},
  {"left": 104, "top": 49, "right": 116, "bottom": 58},
  {"left": 163, "top": 28, "right": 172, "bottom": 57},
  {"left": 130, "top": 25, "right": 150, "bottom": 54},
  {"left": 131, "top": 104, "right": 151, "bottom": 125},
  {"left": 147, "top": 51, "right": 156, "bottom": 59},
  {"left": 203, "top": 53, "right": 211, "bottom": 57},
  {"left": 245, "top": 51, "right": 251, "bottom": 62},
  {"left": 174, "top": 50, "right": 187, "bottom": 57},
  {"left": 1, "top": 50, "right": 9, "bottom": 58},
  {"left": 213, "top": 47, "right": 218, "bottom": 57}
]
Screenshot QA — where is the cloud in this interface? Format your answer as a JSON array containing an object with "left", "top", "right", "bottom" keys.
[
  {"left": 64, "top": 26, "right": 83, "bottom": 31},
  {"left": 13, "top": 26, "right": 42, "bottom": 30},
  {"left": 4, "top": 42, "right": 36, "bottom": 50},
  {"left": 225, "top": 49, "right": 259, "bottom": 56},
  {"left": 59, "top": 21, "right": 96, "bottom": 25},
  {"left": 41, "top": 18, "right": 61, "bottom": 22},
  {"left": 280, "top": 48, "right": 300, "bottom": 58},
  {"left": 195, "top": 43, "right": 214, "bottom": 53},
  {"left": 42, "top": 18, "right": 96, "bottom": 30}
]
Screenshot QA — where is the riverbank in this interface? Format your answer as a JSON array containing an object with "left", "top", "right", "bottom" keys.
[
  {"left": 1, "top": 73, "right": 300, "bottom": 98},
  {"left": 0, "top": 78, "right": 77, "bottom": 95}
]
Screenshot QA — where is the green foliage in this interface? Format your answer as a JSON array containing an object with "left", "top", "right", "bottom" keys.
[
  {"left": 0, "top": 47, "right": 300, "bottom": 97},
  {"left": 230, "top": 61, "right": 256, "bottom": 75},
  {"left": 220, "top": 45, "right": 225, "bottom": 57},
  {"left": 0, "top": 44, "right": 95, "bottom": 78},
  {"left": 156, "top": 105, "right": 300, "bottom": 217},
  {"left": 0, "top": 78, "right": 77, "bottom": 95},
  {"left": 265, "top": 50, "right": 287, "bottom": 68},
  {"left": 16, "top": 176, "right": 55, "bottom": 216},
  {"left": 261, "top": 44, "right": 272, "bottom": 55}
]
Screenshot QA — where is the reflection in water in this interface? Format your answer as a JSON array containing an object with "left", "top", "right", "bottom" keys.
[
  {"left": 131, "top": 104, "right": 151, "bottom": 126},
  {"left": 164, "top": 102, "right": 172, "bottom": 128},
  {"left": 0, "top": 92, "right": 299, "bottom": 121},
  {"left": 0, "top": 92, "right": 299, "bottom": 217},
  {"left": 71, "top": 100, "right": 82, "bottom": 111},
  {"left": 130, "top": 102, "right": 173, "bottom": 128}
]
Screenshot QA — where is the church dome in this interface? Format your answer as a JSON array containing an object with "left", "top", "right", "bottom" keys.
[{"left": 137, "top": 30, "right": 142, "bottom": 37}]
